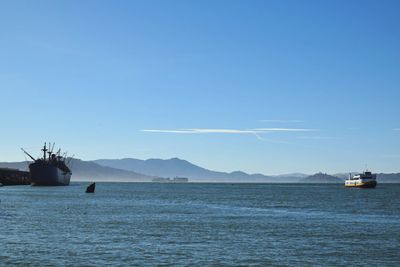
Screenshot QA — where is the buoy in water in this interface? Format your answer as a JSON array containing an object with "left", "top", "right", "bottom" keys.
[{"left": 86, "top": 182, "right": 95, "bottom": 193}]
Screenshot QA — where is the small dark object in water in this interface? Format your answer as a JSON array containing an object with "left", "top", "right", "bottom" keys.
[{"left": 86, "top": 182, "right": 95, "bottom": 193}]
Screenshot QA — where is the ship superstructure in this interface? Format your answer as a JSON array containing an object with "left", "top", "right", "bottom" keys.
[{"left": 22, "top": 143, "right": 72, "bottom": 186}]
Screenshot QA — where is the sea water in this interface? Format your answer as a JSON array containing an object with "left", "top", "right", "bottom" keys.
[{"left": 1, "top": 183, "right": 399, "bottom": 266}]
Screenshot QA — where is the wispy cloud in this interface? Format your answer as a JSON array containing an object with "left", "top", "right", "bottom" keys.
[
  {"left": 252, "top": 128, "right": 318, "bottom": 132},
  {"left": 142, "top": 129, "right": 254, "bottom": 134},
  {"left": 393, "top": 128, "right": 400, "bottom": 131},
  {"left": 141, "top": 128, "right": 263, "bottom": 142},
  {"left": 142, "top": 128, "right": 259, "bottom": 135},
  {"left": 142, "top": 128, "right": 318, "bottom": 134},
  {"left": 141, "top": 127, "right": 321, "bottom": 144},
  {"left": 258, "top": 119, "right": 304, "bottom": 123},
  {"left": 184, "top": 129, "right": 257, "bottom": 134},
  {"left": 141, "top": 129, "right": 197, "bottom": 134}
]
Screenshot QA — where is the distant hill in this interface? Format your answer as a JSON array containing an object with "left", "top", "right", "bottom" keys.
[
  {"left": 68, "top": 159, "right": 156, "bottom": 181},
  {"left": 94, "top": 158, "right": 213, "bottom": 178},
  {"left": 299, "top": 173, "right": 343, "bottom": 183},
  {"left": 0, "top": 159, "right": 155, "bottom": 182},
  {"left": 2, "top": 158, "right": 399, "bottom": 183},
  {"left": 93, "top": 158, "right": 300, "bottom": 182}
]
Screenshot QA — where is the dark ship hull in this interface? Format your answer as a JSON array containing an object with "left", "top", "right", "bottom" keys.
[{"left": 29, "top": 162, "right": 71, "bottom": 186}]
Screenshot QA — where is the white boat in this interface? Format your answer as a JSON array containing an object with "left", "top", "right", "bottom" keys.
[{"left": 345, "top": 171, "right": 377, "bottom": 188}]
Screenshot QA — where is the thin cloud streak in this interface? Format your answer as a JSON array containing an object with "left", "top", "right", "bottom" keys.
[
  {"left": 141, "top": 129, "right": 197, "bottom": 134},
  {"left": 141, "top": 128, "right": 319, "bottom": 134},
  {"left": 393, "top": 128, "right": 400, "bottom": 131},
  {"left": 252, "top": 128, "right": 318, "bottom": 132},
  {"left": 141, "top": 128, "right": 298, "bottom": 143},
  {"left": 142, "top": 129, "right": 257, "bottom": 134},
  {"left": 184, "top": 128, "right": 256, "bottom": 134}
]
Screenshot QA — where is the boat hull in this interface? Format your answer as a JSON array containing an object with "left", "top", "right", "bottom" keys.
[
  {"left": 345, "top": 180, "right": 377, "bottom": 188},
  {"left": 29, "top": 162, "right": 71, "bottom": 186}
]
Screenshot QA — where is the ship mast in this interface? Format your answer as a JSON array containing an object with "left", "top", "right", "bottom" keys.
[
  {"left": 42, "top": 143, "right": 48, "bottom": 160},
  {"left": 56, "top": 148, "right": 61, "bottom": 159},
  {"left": 47, "top": 142, "right": 55, "bottom": 159}
]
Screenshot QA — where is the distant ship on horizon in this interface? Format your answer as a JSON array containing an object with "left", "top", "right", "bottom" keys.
[
  {"left": 152, "top": 177, "right": 189, "bottom": 183},
  {"left": 22, "top": 143, "right": 72, "bottom": 186}
]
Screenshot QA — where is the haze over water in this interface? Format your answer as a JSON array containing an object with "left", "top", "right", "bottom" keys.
[{"left": 1, "top": 183, "right": 399, "bottom": 266}]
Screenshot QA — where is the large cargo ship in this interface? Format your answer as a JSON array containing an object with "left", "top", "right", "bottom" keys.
[
  {"left": 22, "top": 143, "right": 72, "bottom": 186},
  {"left": 345, "top": 171, "right": 377, "bottom": 188}
]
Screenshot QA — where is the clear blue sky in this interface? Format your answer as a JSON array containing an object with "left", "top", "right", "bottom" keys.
[{"left": 1, "top": 0, "right": 399, "bottom": 174}]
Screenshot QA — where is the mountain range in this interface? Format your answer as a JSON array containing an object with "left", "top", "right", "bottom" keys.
[
  {"left": 93, "top": 158, "right": 300, "bottom": 182},
  {"left": 1, "top": 157, "right": 399, "bottom": 183}
]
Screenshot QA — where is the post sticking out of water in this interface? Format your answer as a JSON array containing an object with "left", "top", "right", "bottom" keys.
[{"left": 86, "top": 183, "right": 96, "bottom": 193}]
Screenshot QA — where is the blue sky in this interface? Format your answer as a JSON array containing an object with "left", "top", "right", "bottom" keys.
[{"left": 1, "top": 0, "right": 399, "bottom": 174}]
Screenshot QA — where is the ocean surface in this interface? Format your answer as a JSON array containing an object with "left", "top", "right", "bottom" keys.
[{"left": 1, "top": 183, "right": 399, "bottom": 266}]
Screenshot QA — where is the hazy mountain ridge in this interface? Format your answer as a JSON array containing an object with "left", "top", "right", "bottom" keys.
[
  {"left": 93, "top": 158, "right": 300, "bottom": 182},
  {"left": 93, "top": 158, "right": 400, "bottom": 183},
  {"left": 299, "top": 173, "right": 343, "bottom": 183},
  {"left": 1, "top": 158, "right": 400, "bottom": 183},
  {"left": 69, "top": 159, "right": 155, "bottom": 181}
]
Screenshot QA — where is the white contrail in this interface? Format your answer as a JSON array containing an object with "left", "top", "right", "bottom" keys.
[
  {"left": 141, "top": 128, "right": 317, "bottom": 134},
  {"left": 141, "top": 128, "right": 319, "bottom": 139},
  {"left": 140, "top": 127, "right": 316, "bottom": 144},
  {"left": 183, "top": 128, "right": 257, "bottom": 134},
  {"left": 141, "top": 129, "right": 195, "bottom": 134},
  {"left": 142, "top": 128, "right": 257, "bottom": 134}
]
